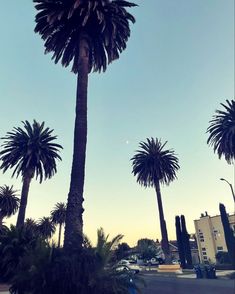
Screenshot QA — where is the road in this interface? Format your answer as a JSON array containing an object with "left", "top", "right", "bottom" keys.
[{"left": 139, "top": 275, "right": 235, "bottom": 294}]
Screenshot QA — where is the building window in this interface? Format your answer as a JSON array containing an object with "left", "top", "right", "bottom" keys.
[
  {"left": 202, "top": 247, "right": 206, "bottom": 251},
  {"left": 202, "top": 252, "right": 207, "bottom": 256},
  {"left": 200, "top": 239, "right": 204, "bottom": 242},
  {"left": 203, "top": 256, "right": 207, "bottom": 260},
  {"left": 217, "top": 246, "right": 223, "bottom": 251}
]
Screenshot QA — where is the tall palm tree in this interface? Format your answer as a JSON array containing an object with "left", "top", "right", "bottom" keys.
[
  {"left": 0, "top": 185, "right": 19, "bottom": 227},
  {"left": 207, "top": 99, "right": 235, "bottom": 164},
  {"left": 0, "top": 120, "right": 62, "bottom": 228},
  {"left": 51, "top": 202, "right": 66, "bottom": 247},
  {"left": 131, "top": 138, "right": 180, "bottom": 261},
  {"left": 34, "top": 0, "right": 137, "bottom": 251},
  {"left": 37, "top": 217, "right": 56, "bottom": 240}
]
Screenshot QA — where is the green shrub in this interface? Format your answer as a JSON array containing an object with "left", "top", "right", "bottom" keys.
[{"left": 1, "top": 226, "right": 143, "bottom": 294}]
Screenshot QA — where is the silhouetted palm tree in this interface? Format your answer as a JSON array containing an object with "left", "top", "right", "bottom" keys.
[
  {"left": 95, "top": 227, "right": 123, "bottom": 268},
  {"left": 207, "top": 99, "right": 235, "bottom": 164},
  {"left": 0, "top": 120, "right": 62, "bottom": 228},
  {"left": 0, "top": 185, "right": 19, "bottom": 227},
  {"left": 51, "top": 202, "right": 66, "bottom": 247},
  {"left": 131, "top": 138, "right": 179, "bottom": 261},
  {"left": 34, "top": 0, "right": 137, "bottom": 251},
  {"left": 37, "top": 217, "right": 56, "bottom": 240},
  {"left": 24, "top": 218, "right": 38, "bottom": 234}
]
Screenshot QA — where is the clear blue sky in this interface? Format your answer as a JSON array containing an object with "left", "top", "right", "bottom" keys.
[{"left": 0, "top": 0, "right": 234, "bottom": 246}]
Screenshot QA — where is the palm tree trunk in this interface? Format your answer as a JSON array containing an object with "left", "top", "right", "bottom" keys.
[
  {"left": 155, "top": 181, "right": 171, "bottom": 262},
  {"left": 16, "top": 174, "right": 32, "bottom": 228},
  {"left": 64, "top": 37, "right": 89, "bottom": 251},
  {"left": 58, "top": 223, "right": 62, "bottom": 248}
]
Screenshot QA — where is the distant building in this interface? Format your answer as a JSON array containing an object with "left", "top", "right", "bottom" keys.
[
  {"left": 154, "top": 239, "right": 199, "bottom": 264},
  {"left": 169, "top": 240, "right": 200, "bottom": 264},
  {"left": 194, "top": 211, "right": 235, "bottom": 263}
]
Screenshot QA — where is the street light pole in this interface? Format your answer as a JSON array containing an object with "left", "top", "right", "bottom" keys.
[{"left": 220, "top": 178, "right": 235, "bottom": 202}]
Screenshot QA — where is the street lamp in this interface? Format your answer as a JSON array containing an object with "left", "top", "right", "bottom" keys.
[{"left": 220, "top": 178, "right": 235, "bottom": 202}]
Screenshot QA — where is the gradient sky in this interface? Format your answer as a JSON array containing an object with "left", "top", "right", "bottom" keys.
[{"left": 0, "top": 0, "right": 234, "bottom": 247}]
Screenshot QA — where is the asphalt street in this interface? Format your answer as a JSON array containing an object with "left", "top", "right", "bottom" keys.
[{"left": 140, "top": 275, "right": 235, "bottom": 294}]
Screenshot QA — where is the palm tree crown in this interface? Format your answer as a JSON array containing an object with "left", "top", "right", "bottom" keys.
[
  {"left": 37, "top": 217, "right": 56, "bottom": 239},
  {"left": 51, "top": 202, "right": 66, "bottom": 247},
  {"left": 0, "top": 120, "right": 62, "bottom": 182},
  {"left": 207, "top": 99, "right": 235, "bottom": 164},
  {"left": 131, "top": 138, "right": 180, "bottom": 187},
  {"left": 51, "top": 202, "right": 66, "bottom": 225},
  {"left": 34, "top": 0, "right": 137, "bottom": 73},
  {"left": 0, "top": 185, "right": 19, "bottom": 219}
]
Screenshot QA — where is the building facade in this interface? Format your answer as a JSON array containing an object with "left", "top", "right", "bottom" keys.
[{"left": 194, "top": 211, "right": 235, "bottom": 263}]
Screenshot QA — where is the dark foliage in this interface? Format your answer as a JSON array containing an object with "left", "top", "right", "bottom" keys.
[
  {"left": 207, "top": 99, "right": 235, "bottom": 164},
  {"left": 180, "top": 215, "right": 192, "bottom": 267},
  {"left": 0, "top": 185, "right": 19, "bottom": 223},
  {"left": 0, "top": 225, "right": 46, "bottom": 282},
  {"left": 137, "top": 238, "right": 160, "bottom": 260},
  {"left": 0, "top": 120, "right": 62, "bottom": 182},
  {"left": 175, "top": 216, "right": 185, "bottom": 268},
  {"left": 219, "top": 203, "right": 235, "bottom": 266},
  {"left": 2, "top": 227, "right": 141, "bottom": 294},
  {"left": 131, "top": 138, "right": 179, "bottom": 187},
  {"left": 37, "top": 217, "right": 56, "bottom": 240},
  {"left": 51, "top": 202, "right": 67, "bottom": 247},
  {"left": 216, "top": 251, "right": 231, "bottom": 264},
  {"left": 51, "top": 202, "right": 66, "bottom": 225},
  {"left": 34, "top": 0, "right": 137, "bottom": 73},
  {"left": 115, "top": 242, "right": 131, "bottom": 261}
]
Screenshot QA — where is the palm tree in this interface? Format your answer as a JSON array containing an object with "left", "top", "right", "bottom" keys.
[
  {"left": 95, "top": 227, "right": 123, "bottom": 269},
  {"left": 51, "top": 202, "right": 66, "bottom": 247},
  {"left": 34, "top": 0, "right": 137, "bottom": 251},
  {"left": 24, "top": 218, "right": 38, "bottom": 233},
  {"left": 0, "top": 120, "right": 62, "bottom": 228},
  {"left": 131, "top": 138, "right": 180, "bottom": 261},
  {"left": 0, "top": 185, "right": 19, "bottom": 227},
  {"left": 37, "top": 217, "right": 56, "bottom": 240},
  {"left": 207, "top": 99, "right": 235, "bottom": 164}
]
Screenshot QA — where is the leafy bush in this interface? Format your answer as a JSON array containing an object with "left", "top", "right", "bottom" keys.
[
  {"left": 137, "top": 238, "right": 162, "bottom": 260},
  {"left": 0, "top": 225, "right": 46, "bottom": 282},
  {"left": 1, "top": 226, "right": 143, "bottom": 294},
  {"left": 216, "top": 251, "right": 231, "bottom": 264}
]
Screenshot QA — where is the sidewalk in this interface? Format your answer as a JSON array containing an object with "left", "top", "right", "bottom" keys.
[{"left": 141, "top": 269, "right": 235, "bottom": 279}]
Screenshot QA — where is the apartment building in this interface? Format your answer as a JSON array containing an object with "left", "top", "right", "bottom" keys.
[{"left": 194, "top": 211, "right": 235, "bottom": 263}]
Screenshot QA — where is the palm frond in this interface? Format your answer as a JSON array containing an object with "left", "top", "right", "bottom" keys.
[
  {"left": 34, "top": 0, "right": 137, "bottom": 73},
  {"left": 0, "top": 185, "right": 19, "bottom": 218},
  {"left": 207, "top": 99, "right": 235, "bottom": 164},
  {"left": 131, "top": 138, "right": 180, "bottom": 187},
  {"left": 0, "top": 120, "right": 62, "bottom": 183}
]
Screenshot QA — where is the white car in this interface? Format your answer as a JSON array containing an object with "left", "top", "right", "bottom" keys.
[
  {"left": 118, "top": 260, "right": 130, "bottom": 266},
  {"left": 117, "top": 260, "right": 140, "bottom": 273},
  {"left": 172, "top": 260, "right": 180, "bottom": 265}
]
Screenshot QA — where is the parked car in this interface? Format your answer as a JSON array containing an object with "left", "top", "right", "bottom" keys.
[
  {"left": 145, "top": 258, "right": 164, "bottom": 266},
  {"left": 117, "top": 260, "right": 140, "bottom": 274},
  {"left": 172, "top": 260, "right": 180, "bottom": 265}
]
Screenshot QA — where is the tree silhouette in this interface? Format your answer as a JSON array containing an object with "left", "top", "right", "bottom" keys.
[
  {"left": 0, "top": 121, "right": 62, "bottom": 228},
  {"left": 34, "top": 0, "right": 137, "bottom": 251},
  {"left": 131, "top": 138, "right": 179, "bottom": 261}
]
